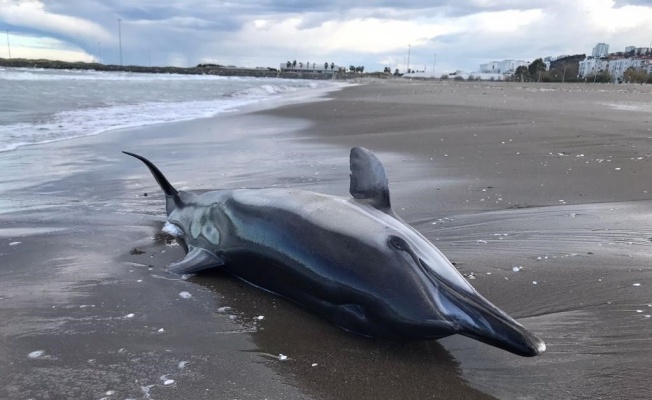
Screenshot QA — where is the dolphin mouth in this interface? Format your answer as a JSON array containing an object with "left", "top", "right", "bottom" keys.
[{"left": 439, "top": 286, "right": 546, "bottom": 357}]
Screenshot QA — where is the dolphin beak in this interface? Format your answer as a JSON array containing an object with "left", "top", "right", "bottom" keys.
[{"left": 439, "top": 285, "right": 546, "bottom": 357}]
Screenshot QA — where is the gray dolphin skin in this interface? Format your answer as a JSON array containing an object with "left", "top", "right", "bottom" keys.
[{"left": 123, "top": 147, "right": 546, "bottom": 357}]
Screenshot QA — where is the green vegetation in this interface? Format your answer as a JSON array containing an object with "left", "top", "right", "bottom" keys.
[
  {"left": 622, "top": 67, "right": 651, "bottom": 84},
  {"left": 514, "top": 65, "right": 529, "bottom": 82},
  {"left": 584, "top": 70, "right": 613, "bottom": 83},
  {"left": 528, "top": 58, "right": 546, "bottom": 81}
]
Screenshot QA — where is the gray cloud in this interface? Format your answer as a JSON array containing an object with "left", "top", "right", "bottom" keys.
[
  {"left": 613, "top": 0, "right": 652, "bottom": 6},
  {"left": 1, "top": 0, "right": 651, "bottom": 71}
]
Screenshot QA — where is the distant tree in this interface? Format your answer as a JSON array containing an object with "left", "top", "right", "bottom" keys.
[
  {"left": 586, "top": 70, "right": 612, "bottom": 83},
  {"left": 598, "top": 70, "right": 612, "bottom": 83},
  {"left": 292, "top": 60, "right": 297, "bottom": 68},
  {"left": 528, "top": 58, "right": 546, "bottom": 81},
  {"left": 467, "top": 74, "right": 475, "bottom": 81},
  {"left": 623, "top": 67, "right": 648, "bottom": 83},
  {"left": 349, "top": 65, "right": 355, "bottom": 72},
  {"left": 358, "top": 66, "right": 364, "bottom": 73},
  {"left": 299, "top": 62, "right": 303, "bottom": 68},
  {"left": 286, "top": 61, "right": 291, "bottom": 69},
  {"left": 646, "top": 74, "right": 652, "bottom": 84},
  {"left": 453, "top": 76, "right": 465, "bottom": 81},
  {"left": 514, "top": 65, "right": 529, "bottom": 82},
  {"left": 330, "top": 62, "right": 335, "bottom": 70},
  {"left": 324, "top": 62, "right": 328, "bottom": 70},
  {"left": 394, "top": 69, "right": 401, "bottom": 76},
  {"left": 440, "top": 74, "right": 449, "bottom": 80}
]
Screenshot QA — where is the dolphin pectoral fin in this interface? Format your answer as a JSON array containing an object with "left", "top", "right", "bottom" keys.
[
  {"left": 168, "top": 246, "right": 224, "bottom": 275},
  {"left": 349, "top": 147, "right": 391, "bottom": 210}
]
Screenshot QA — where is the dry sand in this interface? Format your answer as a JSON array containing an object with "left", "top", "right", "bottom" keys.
[{"left": 1, "top": 79, "right": 651, "bottom": 399}]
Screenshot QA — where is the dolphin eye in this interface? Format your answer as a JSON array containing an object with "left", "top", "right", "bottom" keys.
[{"left": 388, "top": 236, "right": 410, "bottom": 251}]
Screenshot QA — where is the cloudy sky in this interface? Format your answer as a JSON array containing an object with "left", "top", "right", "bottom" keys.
[{"left": 1, "top": 0, "right": 652, "bottom": 73}]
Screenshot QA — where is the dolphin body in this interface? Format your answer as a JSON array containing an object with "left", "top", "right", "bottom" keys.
[{"left": 124, "top": 147, "right": 545, "bottom": 357}]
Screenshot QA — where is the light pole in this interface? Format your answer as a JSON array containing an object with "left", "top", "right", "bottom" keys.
[
  {"left": 6, "top": 30, "right": 10, "bottom": 59},
  {"left": 433, "top": 53, "right": 437, "bottom": 78},
  {"left": 118, "top": 18, "right": 123, "bottom": 66},
  {"left": 407, "top": 44, "right": 411, "bottom": 73}
]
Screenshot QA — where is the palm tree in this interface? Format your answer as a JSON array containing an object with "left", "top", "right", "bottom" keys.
[
  {"left": 324, "top": 62, "right": 328, "bottom": 70},
  {"left": 330, "top": 62, "right": 334, "bottom": 70},
  {"left": 292, "top": 60, "right": 297, "bottom": 68}
]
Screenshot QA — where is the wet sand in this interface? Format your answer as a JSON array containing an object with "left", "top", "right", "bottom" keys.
[{"left": 2, "top": 80, "right": 652, "bottom": 399}]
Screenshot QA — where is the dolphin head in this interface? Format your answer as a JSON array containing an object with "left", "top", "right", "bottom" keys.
[{"left": 386, "top": 233, "right": 545, "bottom": 357}]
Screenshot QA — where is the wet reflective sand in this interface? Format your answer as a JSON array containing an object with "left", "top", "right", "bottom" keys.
[{"left": 2, "top": 80, "right": 652, "bottom": 399}]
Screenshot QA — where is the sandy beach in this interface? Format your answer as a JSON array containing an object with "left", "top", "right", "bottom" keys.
[{"left": 2, "top": 79, "right": 652, "bottom": 399}]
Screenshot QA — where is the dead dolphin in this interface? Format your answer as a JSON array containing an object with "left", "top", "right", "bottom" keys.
[{"left": 124, "top": 147, "right": 545, "bottom": 357}]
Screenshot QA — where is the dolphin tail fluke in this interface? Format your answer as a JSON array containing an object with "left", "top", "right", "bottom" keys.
[{"left": 123, "top": 151, "right": 185, "bottom": 212}]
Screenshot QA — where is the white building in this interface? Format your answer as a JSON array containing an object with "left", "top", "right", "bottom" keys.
[
  {"left": 479, "top": 59, "right": 528, "bottom": 74},
  {"left": 592, "top": 43, "right": 609, "bottom": 58},
  {"left": 578, "top": 57, "right": 603, "bottom": 77},
  {"left": 579, "top": 56, "right": 652, "bottom": 81}
]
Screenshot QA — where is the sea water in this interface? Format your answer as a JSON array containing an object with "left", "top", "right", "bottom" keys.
[{"left": 0, "top": 67, "right": 339, "bottom": 152}]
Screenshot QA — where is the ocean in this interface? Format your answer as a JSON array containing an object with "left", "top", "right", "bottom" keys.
[{"left": 0, "top": 67, "right": 340, "bottom": 152}]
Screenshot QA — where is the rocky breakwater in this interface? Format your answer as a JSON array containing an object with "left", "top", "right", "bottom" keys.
[{"left": 0, "top": 58, "right": 359, "bottom": 80}]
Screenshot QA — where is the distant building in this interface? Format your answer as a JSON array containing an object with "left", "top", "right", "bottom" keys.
[
  {"left": 578, "top": 57, "right": 602, "bottom": 77},
  {"left": 592, "top": 43, "right": 609, "bottom": 58},
  {"left": 625, "top": 46, "right": 636, "bottom": 53},
  {"left": 279, "top": 62, "right": 344, "bottom": 73},
  {"left": 579, "top": 56, "right": 652, "bottom": 81},
  {"left": 479, "top": 59, "right": 527, "bottom": 74}
]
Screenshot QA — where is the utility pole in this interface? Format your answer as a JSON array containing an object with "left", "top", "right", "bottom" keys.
[
  {"left": 118, "top": 18, "right": 123, "bottom": 66},
  {"left": 433, "top": 53, "right": 437, "bottom": 78},
  {"left": 407, "top": 44, "right": 411, "bottom": 73},
  {"left": 6, "top": 30, "right": 10, "bottom": 59}
]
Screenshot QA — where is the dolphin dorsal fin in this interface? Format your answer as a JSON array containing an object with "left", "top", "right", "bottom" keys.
[{"left": 349, "top": 147, "right": 391, "bottom": 210}]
